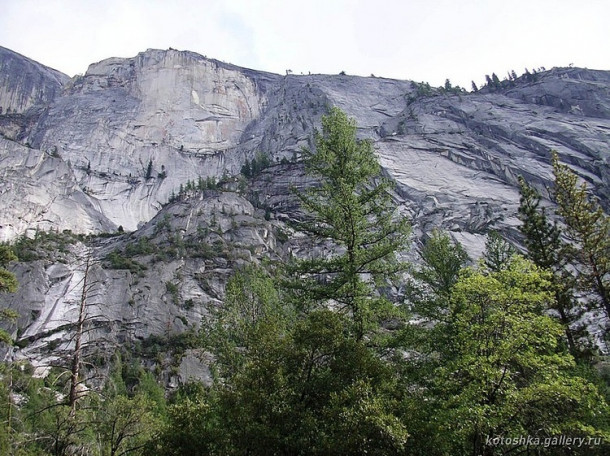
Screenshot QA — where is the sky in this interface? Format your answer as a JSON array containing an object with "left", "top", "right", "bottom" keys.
[{"left": 1, "top": 0, "right": 608, "bottom": 88}]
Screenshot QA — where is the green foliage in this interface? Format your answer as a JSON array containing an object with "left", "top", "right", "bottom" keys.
[
  {"left": 400, "top": 231, "right": 470, "bottom": 391},
  {"left": 483, "top": 230, "right": 516, "bottom": 271},
  {"left": 104, "top": 235, "right": 171, "bottom": 271},
  {"left": 0, "top": 358, "right": 165, "bottom": 456},
  {"left": 287, "top": 107, "right": 410, "bottom": 340},
  {"left": 154, "top": 214, "right": 172, "bottom": 235},
  {"left": 414, "top": 230, "right": 469, "bottom": 300},
  {"left": 241, "top": 151, "right": 272, "bottom": 179},
  {"left": 518, "top": 174, "right": 589, "bottom": 359},
  {"left": 518, "top": 176, "right": 565, "bottom": 270},
  {"left": 154, "top": 390, "right": 220, "bottom": 456},
  {"left": 165, "top": 281, "right": 180, "bottom": 305},
  {"left": 406, "top": 257, "right": 610, "bottom": 455},
  {"left": 204, "top": 265, "right": 286, "bottom": 380},
  {"left": 96, "top": 393, "right": 161, "bottom": 456},
  {"left": 0, "top": 245, "right": 18, "bottom": 345},
  {"left": 443, "top": 257, "right": 608, "bottom": 454},
  {"left": 6, "top": 114, "right": 610, "bottom": 456},
  {"left": 106, "top": 249, "right": 148, "bottom": 273},
  {"left": 0, "top": 308, "right": 18, "bottom": 345},
  {"left": 138, "top": 330, "right": 199, "bottom": 359},
  {"left": 552, "top": 151, "right": 610, "bottom": 319},
  {"left": 0, "top": 268, "right": 18, "bottom": 295},
  {"left": 171, "top": 309, "right": 407, "bottom": 456},
  {"left": 158, "top": 109, "right": 411, "bottom": 454},
  {"left": 168, "top": 176, "right": 218, "bottom": 204},
  {"left": 124, "top": 236, "right": 155, "bottom": 257},
  {"left": 0, "top": 244, "right": 17, "bottom": 267},
  {"left": 440, "top": 78, "right": 465, "bottom": 95},
  {"left": 240, "top": 159, "right": 251, "bottom": 178},
  {"left": 11, "top": 230, "right": 81, "bottom": 262}
]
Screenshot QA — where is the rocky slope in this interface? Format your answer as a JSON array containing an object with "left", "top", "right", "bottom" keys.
[{"left": 0, "top": 47, "right": 608, "bottom": 376}]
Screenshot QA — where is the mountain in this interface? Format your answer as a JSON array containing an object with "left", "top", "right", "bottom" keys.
[{"left": 0, "top": 47, "right": 608, "bottom": 377}]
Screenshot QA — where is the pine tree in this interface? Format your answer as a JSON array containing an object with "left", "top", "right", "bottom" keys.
[
  {"left": 0, "top": 246, "right": 18, "bottom": 295},
  {"left": 0, "top": 246, "right": 18, "bottom": 453},
  {"left": 241, "top": 159, "right": 252, "bottom": 178},
  {"left": 286, "top": 107, "right": 410, "bottom": 340},
  {"left": 444, "top": 78, "right": 452, "bottom": 92},
  {"left": 0, "top": 246, "right": 18, "bottom": 345},
  {"left": 518, "top": 175, "right": 587, "bottom": 358},
  {"left": 418, "top": 230, "right": 468, "bottom": 297},
  {"left": 518, "top": 177, "right": 563, "bottom": 270},
  {"left": 483, "top": 230, "right": 516, "bottom": 272},
  {"left": 552, "top": 151, "right": 610, "bottom": 320}
]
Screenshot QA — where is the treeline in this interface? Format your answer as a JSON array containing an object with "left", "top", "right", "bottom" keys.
[
  {"left": 167, "top": 175, "right": 218, "bottom": 204},
  {"left": 0, "top": 108, "right": 609, "bottom": 455},
  {"left": 471, "top": 67, "right": 547, "bottom": 92}
]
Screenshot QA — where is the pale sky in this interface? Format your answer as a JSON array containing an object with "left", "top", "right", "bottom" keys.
[{"left": 1, "top": 0, "right": 608, "bottom": 88}]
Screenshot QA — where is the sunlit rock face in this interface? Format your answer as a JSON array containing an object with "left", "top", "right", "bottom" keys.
[
  {"left": 0, "top": 46, "right": 608, "bottom": 369},
  {"left": 0, "top": 138, "right": 115, "bottom": 242},
  {"left": 16, "top": 49, "right": 270, "bottom": 232}
]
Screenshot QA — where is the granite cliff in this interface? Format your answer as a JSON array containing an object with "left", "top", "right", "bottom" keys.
[{"left": 0, "top": 46, "right": 608, "bottom": 377}]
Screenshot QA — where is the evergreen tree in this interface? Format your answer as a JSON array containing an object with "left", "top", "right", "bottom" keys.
[
  {"left": 203, "top": 265, "right": 287, "bottom": 381},
  {"left": 0, "top": 245, "right": 18, "bottom": 295},
  {"left": 518, "top": 177, "right": 564, "bottom": 270},
  {"left": 444, "top": 78, "right": 452, "bottom": 92},
  {"left": 96, "top": 393, "right": 160, "bottom": 456},
  {"left": 518, "top": 175, "right": 587, "bottom": 358},
  {"left": 214, "top": 309, "right": 408, "bottom": 455},
  {"left": 286, "top": 107, "right": 410, "bottom": 340},
  {"left": 551, "top": 151, "right": 610, "bottom": 320},
  {"left": 483, "top": 230, "right": 516, "bottom": 272},
  {"left": 0, "top": 246, "right": 18, "bottom": 345},
  {"left": 160, "top": 109, "right": 411, "bottom": 454},
  {"left": 240, "top": 159, "right": 251, "bottom": 178},
  {"left": 415, "top": 230, "right": 468, "bottom": 301}
]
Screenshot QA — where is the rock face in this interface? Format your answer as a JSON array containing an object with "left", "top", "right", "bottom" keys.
[
  {"left": 0, "top": 47, "right": 608, "bottom": 372},
  {"left": 0, "top": 46, "right": 69, "bottom": 115},
  {"left": 19, "top": 49, "right": 272, "bottom": 233}
]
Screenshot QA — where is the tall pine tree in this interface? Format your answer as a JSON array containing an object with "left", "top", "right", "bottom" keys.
[
  {"left": 518, "top": 175, "right": 587, "bottom": 358},
  {"left": 552, "top": 151, "right": 610, "bottom": 320},
  {"left": 286, "top": 107, "right": 410, "bottom": 340}
]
